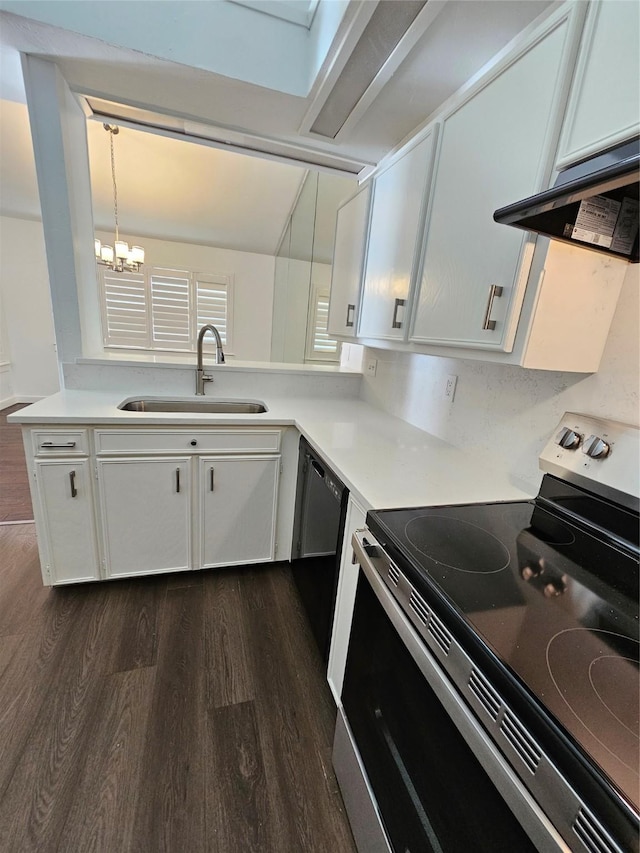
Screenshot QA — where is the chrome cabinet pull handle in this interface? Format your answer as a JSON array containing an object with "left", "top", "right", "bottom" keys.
[
  {"left": 210, "top": 467, "right": 215, "bottom": 492},
  {"left": 42, "top": 441, "right": 76, "bottom": 448},
  {"left": 482, "top": 285, "right": 503, "bottom": 331},
  {"left": 346, "top": 303, "right": 355, "bottom": 328},
  {"left": 69, "top": 470, "right": 77, "bottom": 498},
  {"left": 392, "top": 298, "right": 405, "bottom": 329},
  {"left": 176, "top": 467, "right": 181, "bottom": 493}
]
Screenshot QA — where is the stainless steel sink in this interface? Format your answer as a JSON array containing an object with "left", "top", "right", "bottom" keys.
[{"left": 118, "top": 397, "right": 267, "bottom": 414}]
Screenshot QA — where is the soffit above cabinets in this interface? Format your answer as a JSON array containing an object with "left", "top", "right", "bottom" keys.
[{"left": 0, "top": 0, "right": 556, "bottom": 170}]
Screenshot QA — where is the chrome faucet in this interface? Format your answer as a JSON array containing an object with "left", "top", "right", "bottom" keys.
[{"left": 195, "top": 324, "right": 225, "bottom": 395}]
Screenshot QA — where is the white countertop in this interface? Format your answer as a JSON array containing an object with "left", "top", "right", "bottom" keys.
[{"left": 9, "top": 390, "right": 534, "bottom": 510}]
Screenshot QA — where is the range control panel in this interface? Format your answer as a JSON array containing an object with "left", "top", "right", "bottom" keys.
[{"left": 539, "top": 412, "right": 639, "bottom": 510}]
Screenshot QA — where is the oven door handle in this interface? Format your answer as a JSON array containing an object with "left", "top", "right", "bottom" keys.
[{"left": 374, "top": 707, "right": 445, "bottom": 853}]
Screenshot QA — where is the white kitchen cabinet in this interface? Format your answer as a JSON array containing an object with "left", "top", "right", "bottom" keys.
[
  {"left": 358, "top": 127, "right": 438, "bottom": 341},
  {"left": 327, "top": 185, "right": 371, "bottom": 339},
  {"left": 327, "top": 495, "right": 367, "bottom": 703},
  {"left": 557, "top": 0, "right": 640, "bottom": 168},
  {"left": 97, "top": 457, "right": 192, "bottom": 578},
  {"left": 199, "top": 454, "right": 279, "bottom": 567},
  {"left": 33, "top": 459, "right": 100, "bottom": 584},
  {"left": 410, "top": 5, "right": 583, "bottom": 352}
]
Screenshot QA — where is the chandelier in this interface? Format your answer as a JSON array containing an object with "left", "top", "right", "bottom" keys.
[{"left": 94, "top": 124, "right": 145, "bottom": 273}]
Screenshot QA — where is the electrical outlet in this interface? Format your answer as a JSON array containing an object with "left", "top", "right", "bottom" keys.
[
  {"left": 444, "top": 374, "right": 457, "bottom": 401},
  {"left": 366, "top": 358, "right": 378, "bottom": 377}
]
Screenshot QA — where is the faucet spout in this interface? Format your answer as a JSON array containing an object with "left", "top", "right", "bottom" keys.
[{"left": 195, "top": 324, "right": 225, "bottom": 395}]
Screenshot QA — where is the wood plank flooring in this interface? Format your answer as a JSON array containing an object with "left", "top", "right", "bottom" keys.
[
  {"left": 0, "top": 530, "right": 357, "bottom": 852},
  {"left": 0, "top": 404, "right": 33, "bottom": 522},
  {"left": 0, "top": 408, "right": 357, "bottom": 852}
]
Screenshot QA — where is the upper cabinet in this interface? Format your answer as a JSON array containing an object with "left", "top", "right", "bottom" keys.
[
  {"left": 557, "top": 0, "right": 640, "bottom": 168},
  {"left": 410, "top": 6, "right": 581, "bottom": 352},
  {"left": 328, "top": 1, "right": 633, "bottom": 372},
  {"left": 327, "top": 185, "right": 371, "bottom": 339},
  {"left": 358, "top": 127, "right": 438, "bottom": 341}
]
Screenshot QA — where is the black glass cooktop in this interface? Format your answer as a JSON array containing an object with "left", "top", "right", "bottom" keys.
[{"left": 366, "top": 476, "right": 640, "bottom": 817}]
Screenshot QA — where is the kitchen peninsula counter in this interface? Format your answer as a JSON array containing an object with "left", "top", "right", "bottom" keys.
[{"left": 10, "top": 390, "right": 532, "bottom": 510}]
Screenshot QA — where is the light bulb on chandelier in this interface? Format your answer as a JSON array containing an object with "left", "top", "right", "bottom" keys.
[{"left": 94, "top": 124, "right": 145, "bottom": 273}]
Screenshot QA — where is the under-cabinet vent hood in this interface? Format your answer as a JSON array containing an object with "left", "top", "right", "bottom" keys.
[{"left": 494, "top": 137, "right": 639, "bottom": 262}]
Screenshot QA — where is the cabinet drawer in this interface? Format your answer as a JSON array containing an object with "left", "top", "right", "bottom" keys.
[
  {"left": 94, "top": 428, "right": 282, "bottom": 455},
  {"left": 32, "top": 429, "right": 89, "bottom": 456}
]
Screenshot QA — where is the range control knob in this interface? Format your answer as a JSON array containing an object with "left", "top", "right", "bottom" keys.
[
  {"left": 582, "top": 434, "right": 611, "bottom": 459},
  {"left": 556, "top": 427, "right": 582, "bottom": 450}
]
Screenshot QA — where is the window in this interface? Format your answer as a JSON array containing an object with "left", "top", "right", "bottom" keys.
[
  {"left": 305, "top": 287, "right": 340, "bottom": 362},
  {"left": 99, "top": 266, "right": 233, "bottom": 353}
]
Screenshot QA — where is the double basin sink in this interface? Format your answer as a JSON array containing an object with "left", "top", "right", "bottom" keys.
[{"left": 118, "top": 397, "right": 267, "bottom": 414}]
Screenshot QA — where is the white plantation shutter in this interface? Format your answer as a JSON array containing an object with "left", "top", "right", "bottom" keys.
[
  {"left": 306, "top": 290, "right": 340, "bottom": 361},
  {"left": 196, "top": 273, "right": 233, "bottom": 350},
  {"left": 100, "top": 269, "right": 150, "bottom": 348},
  {"left": 99, "top": 265, "right": 233, "bottom": 353},
  {"left": 150, "top": 269, "right": 192, "bottom": 349}
]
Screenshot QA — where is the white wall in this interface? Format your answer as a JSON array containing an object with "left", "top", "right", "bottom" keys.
[
  {"left": 361, "top": 263, "right": 640, "bottom": 494},
  {"left": 0, "top": 216, "right": 59, "bottom": 402},
  {"left": 93, "top": 231, "right": 276, "bottom": 362},
  {"left": 0, "top": 289, "right": 14, "bottom": 406}
]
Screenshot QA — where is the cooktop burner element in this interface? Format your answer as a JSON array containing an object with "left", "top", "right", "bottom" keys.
[
  {"left": 404, "top": 514, "right": 511, "bottom": 573},
  {"left": 546, "top": 629, "right": 640, "bottom": 789}
]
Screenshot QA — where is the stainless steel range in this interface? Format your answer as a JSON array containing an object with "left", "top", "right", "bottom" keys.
[{"left": 334, "top": 413, "right": 639, "bottom": 853}]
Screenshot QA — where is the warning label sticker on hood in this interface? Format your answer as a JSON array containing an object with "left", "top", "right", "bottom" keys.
[
  {"left": 571, "top": 195, "right": 639, "bottom": 255},
  {"left": 571, "top": 195, "right": 620, "bottom": 248}
]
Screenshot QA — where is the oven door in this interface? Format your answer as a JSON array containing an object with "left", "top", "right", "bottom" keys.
[{"left": 333, "top": 532, "right": 570, "bottom": 853}]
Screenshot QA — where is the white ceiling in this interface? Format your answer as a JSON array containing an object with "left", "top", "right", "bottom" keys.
[
  {"left": 0, "top": 97, "right": 355, "bottom": 258},
  {"left": 0, "top": 1, "right": 556, "bottom": 164},
  {"left": 0, "top": 0, "right": 556, "bottom": 256},
  {"left": 87, "top": 121, "right": 309, "bottom": 256}
]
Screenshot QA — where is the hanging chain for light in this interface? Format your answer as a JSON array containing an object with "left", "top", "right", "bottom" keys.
[
  {"left": 107, "top": 124, "right": 120, "bottom": 245},
  {"left": 94, "top": 123, "right": 145, "bottom": 272}
]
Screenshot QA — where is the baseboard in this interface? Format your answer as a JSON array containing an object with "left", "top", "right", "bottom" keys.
[{"left": 0, "top": 395, "right": 43, "bottom": 411}]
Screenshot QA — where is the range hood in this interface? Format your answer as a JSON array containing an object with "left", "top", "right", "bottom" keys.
[{"left": 494, "top": 137, "right": 639, "bottom": 262}]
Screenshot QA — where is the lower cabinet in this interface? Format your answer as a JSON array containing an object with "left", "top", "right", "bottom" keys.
[
  {"left": 27, "top": 426, "right": 286, "bottom": 585},
  {"left": 199, "top": 455, "right": 279, "bottom": 568},
  {"left": 97, "top": 457, "right": 192, "bottom": 578},
  {"left": 33, "top": 459, "right": 100, "bottom": 584}
]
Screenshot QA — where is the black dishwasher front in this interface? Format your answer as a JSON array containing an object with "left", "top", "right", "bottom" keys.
[{"left": 291, "top": 437, "right": 348, "bottom": 665}]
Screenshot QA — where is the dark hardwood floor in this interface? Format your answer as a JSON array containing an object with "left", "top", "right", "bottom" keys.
[
  {"left": 0, "top": 404, "right": 33, "bottom": 522},
  {"left": 0, "top": 407, "right": 357, "bottom": 852}
]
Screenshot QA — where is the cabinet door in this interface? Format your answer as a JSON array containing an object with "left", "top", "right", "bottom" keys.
[
  {"left": 34, "top": 459, "right": 100, "bottom": 584},
  {"left": 411, "top": 10, "right": 576, "bottom": 351},
  {"left": 358, "top": 128, "right": 437, "bottom": 341},
  {"left": 327, "top": 185, "right": 371, "bottom": 338},
  {"left": 97, "top": 457, "right": 191, "bottom": 578},
  {"left": 558, "top": 0, "right": 640, "bottom": 167},
  {"left": 199, "top": 455, "right": 279, "bottom": 568}
]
